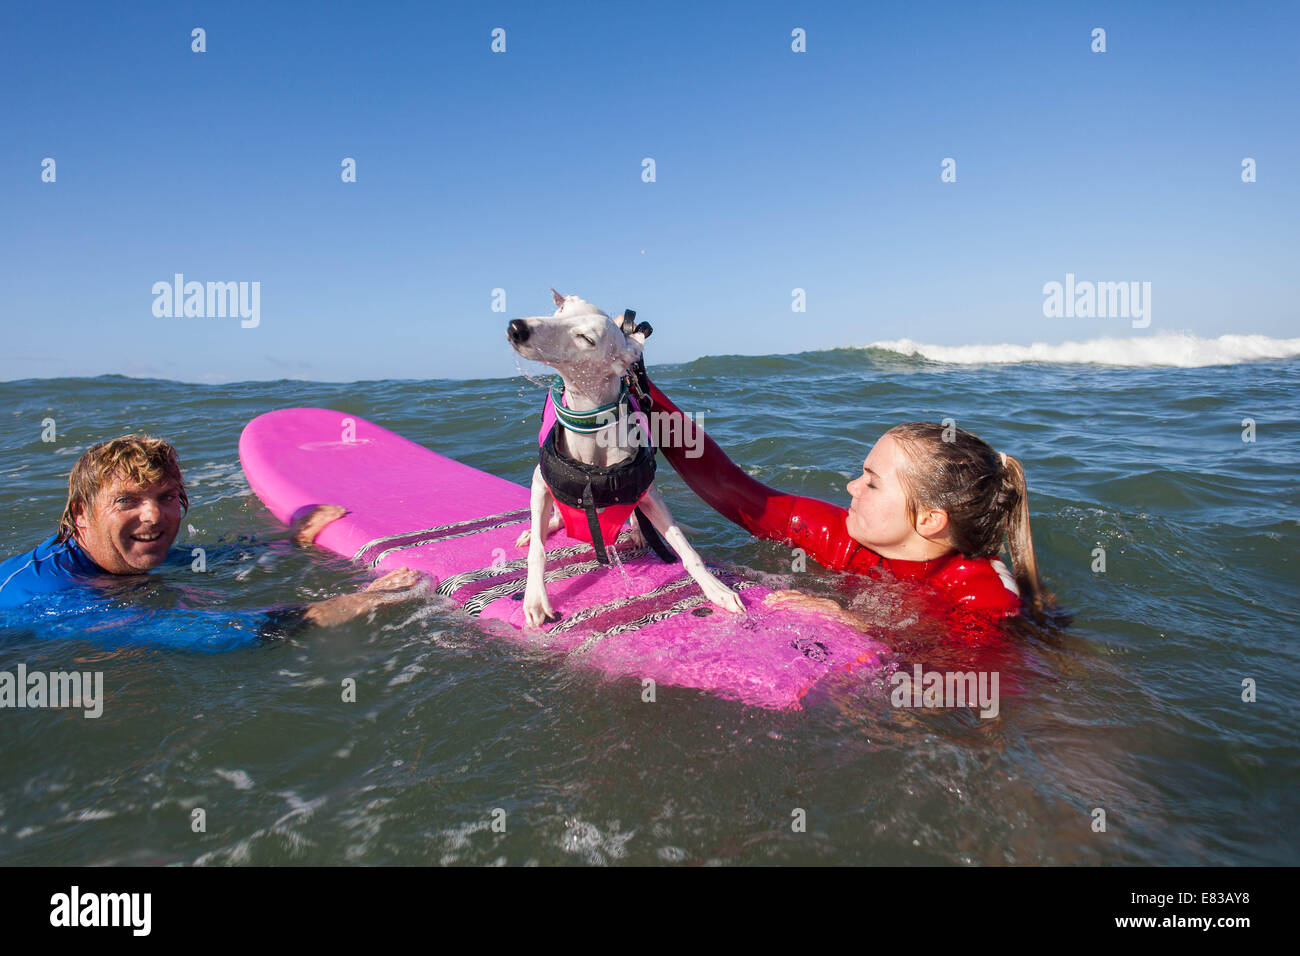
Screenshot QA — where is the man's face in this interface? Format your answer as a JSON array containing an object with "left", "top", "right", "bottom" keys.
[{"left": 73, "top": 474, "right": 182, "bottom": 574}]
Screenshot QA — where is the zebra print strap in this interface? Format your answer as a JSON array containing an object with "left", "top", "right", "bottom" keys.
[
  {"left": 353, "top": 508, "right": 531, "bottom": 567},
  {"left": 570, "top": 578, "right": 760, "bottom": 655},
  {"left": 434, "top": 531, "right": 640, "bottom": 600}
]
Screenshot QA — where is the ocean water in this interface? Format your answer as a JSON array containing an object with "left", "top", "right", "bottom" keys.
[{"left": 1, "top": 342, "right": 1297, "bottom": 866}]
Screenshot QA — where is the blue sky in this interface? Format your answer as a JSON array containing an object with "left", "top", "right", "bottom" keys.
[{"left": 2, "top": 0, "right": 1296, "bottom": 382}]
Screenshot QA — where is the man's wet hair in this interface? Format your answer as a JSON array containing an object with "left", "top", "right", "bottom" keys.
[{"left": 57, "top": 434, "right": 189, "bottom": 542}]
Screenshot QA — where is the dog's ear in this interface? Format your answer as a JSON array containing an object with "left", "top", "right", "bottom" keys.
[
  {"left": 612, "top": 328, "right": 645, "bottom": 374},
  {"left": 551, "top": 288, "right": 566, "bottom": 309}
]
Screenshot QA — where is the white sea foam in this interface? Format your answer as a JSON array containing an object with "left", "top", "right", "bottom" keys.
[
  {"left": 859, "top": 333, "right": 1300, "bottom": 368},
  {"left": 214, "top": 768, "right": 254, "bottom": 791}
]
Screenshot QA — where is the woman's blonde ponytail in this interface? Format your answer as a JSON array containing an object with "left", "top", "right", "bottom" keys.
[{"left": 1000, "top": 454, "right": 1048, "bottom": 611}]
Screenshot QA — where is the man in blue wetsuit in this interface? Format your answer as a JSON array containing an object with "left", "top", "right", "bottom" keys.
[{"left": 0, "top": 434, "right": 421, "bottom": 643}]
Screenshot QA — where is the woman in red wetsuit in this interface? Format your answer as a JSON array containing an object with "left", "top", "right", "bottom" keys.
[{"left": 645, "top": 381, "right": 1049, "bottom": 642}]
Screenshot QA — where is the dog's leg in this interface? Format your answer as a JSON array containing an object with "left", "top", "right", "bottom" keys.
[
  {"left": 637, "top": 484, "right": 744, "bottom": 613},
  {"left": 515, "top": 502, "right": 562, "bottom": 548},
  {"left": 522, "top": 466, "right": 558, "bottom": 627},
  {"left": 626, "top": 510, "right": 698, "bottom": 545},
  {"left": 626, "top": 509, "right": 647, "bottom": 548}
]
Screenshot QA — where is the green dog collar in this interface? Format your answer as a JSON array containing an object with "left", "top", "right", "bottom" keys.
[{"left": 550, "top": 377, "right": 627, "bottom": 434}]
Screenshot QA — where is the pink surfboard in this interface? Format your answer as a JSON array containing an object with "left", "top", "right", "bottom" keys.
[{"left": 238, "top": 408, "right": 886, "bottom": 709}]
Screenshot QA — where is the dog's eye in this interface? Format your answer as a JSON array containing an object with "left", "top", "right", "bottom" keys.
[{"left": 575, "top": 333, "right": 596, "bottom": 347}]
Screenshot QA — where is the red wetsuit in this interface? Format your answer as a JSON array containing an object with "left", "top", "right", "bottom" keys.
[{"left": 646, "top": 381, "right": 1021, "bottom": 638}]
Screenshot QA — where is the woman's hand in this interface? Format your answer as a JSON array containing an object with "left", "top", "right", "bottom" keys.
[{"left": 765, "top": 589, "right": 859, "bottom": 627}]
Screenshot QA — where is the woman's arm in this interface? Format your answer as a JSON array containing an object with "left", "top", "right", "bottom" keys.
[
  {"left": 646, "top": 380, "right": 796, "bottom": 537},
  {"left": 646, "top": 380, "right": 866, "bottom": 572},
  {"left": 764, "top": 588, "right": 1009, "bottom": 649}
]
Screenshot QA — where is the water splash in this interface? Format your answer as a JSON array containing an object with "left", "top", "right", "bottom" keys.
[
  {"left": 603, "top": 543, "right": 633, "bottom": 584},
  {"left": 511, "top": 356, "right": 552, "bottom": 392}
]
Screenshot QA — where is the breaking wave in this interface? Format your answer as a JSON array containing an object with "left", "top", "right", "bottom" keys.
[{"left": 858, "top": 333, "right": 1300, "bottom": 368}]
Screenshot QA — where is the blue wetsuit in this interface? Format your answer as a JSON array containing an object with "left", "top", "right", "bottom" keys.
[
  {"left": 0, "top": 534, "right": 310, "bottom": 649},
  {"left": 0, "top": 535, "right": 107, "bottom": 609}
]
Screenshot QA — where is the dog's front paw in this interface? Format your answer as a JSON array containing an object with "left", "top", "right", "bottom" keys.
[
  {"left": 515, "top": 529, "right": 532, "bottom": 548},
  {"left": 702, "top": 579, "right": 745, "bottom": 614},
  {"left": 523, "top": 587, "right": 559, "bottom": 628}
]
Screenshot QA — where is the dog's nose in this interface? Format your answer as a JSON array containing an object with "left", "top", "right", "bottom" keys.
[{"left": 507, "top": 319, "right": 530, "bottom": 345}]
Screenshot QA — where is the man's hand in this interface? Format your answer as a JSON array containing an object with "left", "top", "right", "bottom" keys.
[
  {"left": 303, "top": 566, "right": 428, "bottom": 628},
  {"left": 291, "top": 504, "right": 348, "bottom": 547},
  {"left": 365, "top": 567, "right": 422, "bottom": 593}
]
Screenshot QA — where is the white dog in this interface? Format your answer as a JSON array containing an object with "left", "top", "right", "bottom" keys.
[{"left": 507, "top": 289, "right": 744, "bottom": 628}]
